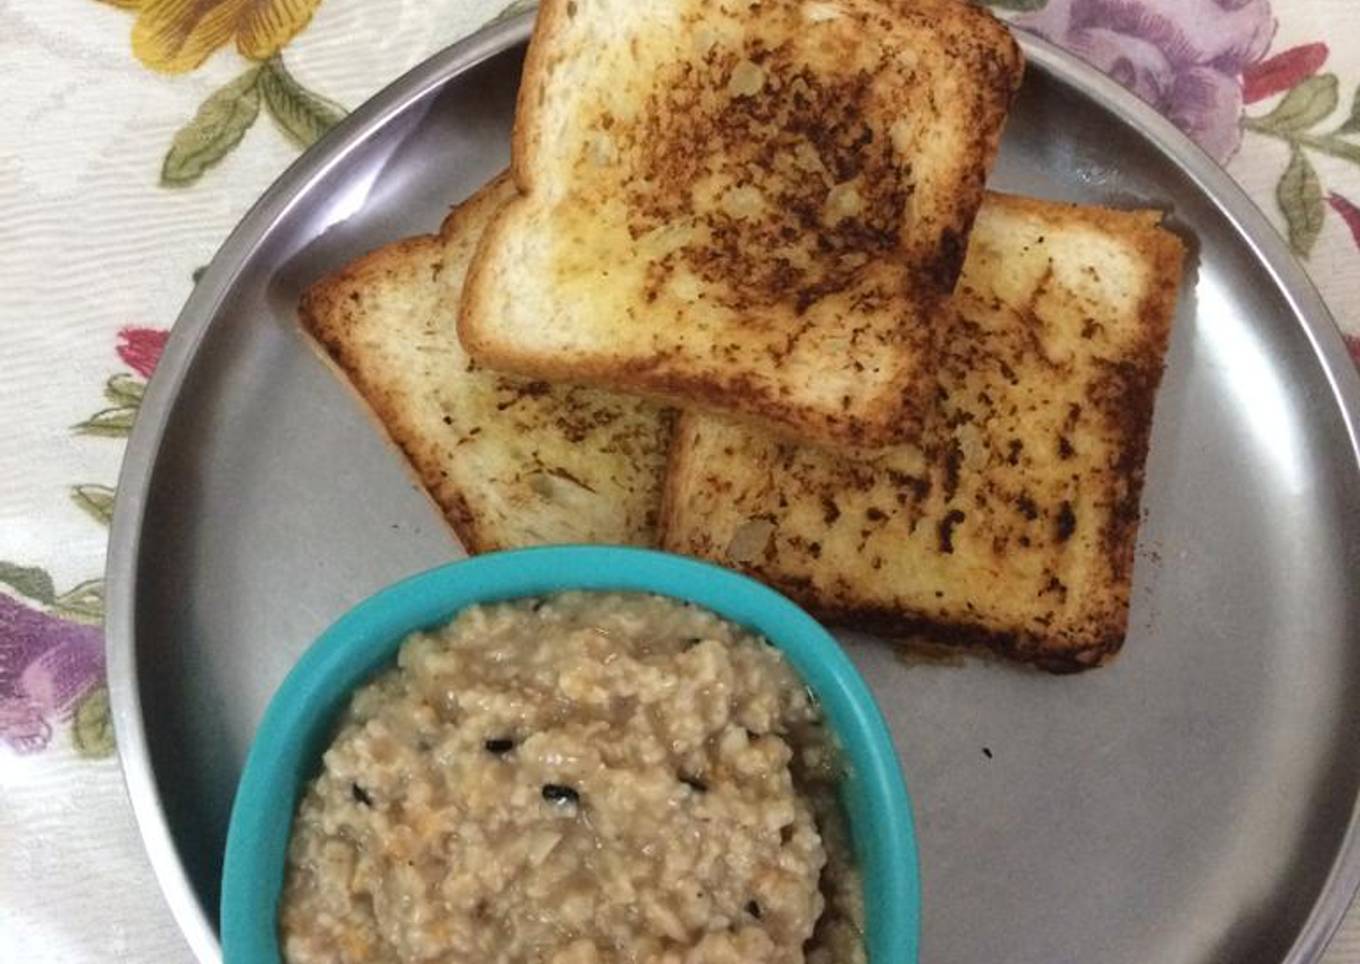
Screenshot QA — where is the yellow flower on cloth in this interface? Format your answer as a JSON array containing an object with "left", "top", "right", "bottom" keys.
[
  {"left": 101, "top": 0, "right": 324, "bottom": 74},
  {"left": 95, "top": 0, "right": 343, "bottom": 185}
]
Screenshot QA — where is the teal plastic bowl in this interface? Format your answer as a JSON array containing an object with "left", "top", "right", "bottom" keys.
[{"left": 221, "top": 546, "right": 919, "bottom": 962}]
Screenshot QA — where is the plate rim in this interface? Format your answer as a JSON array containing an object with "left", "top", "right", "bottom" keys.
[{"left": 104, "top": 12, "right": 1360, "bottom": 962}]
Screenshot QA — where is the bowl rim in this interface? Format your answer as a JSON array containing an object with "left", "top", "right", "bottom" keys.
[{"left": 220, "top": 545, "right": 919, "bottom": 962}]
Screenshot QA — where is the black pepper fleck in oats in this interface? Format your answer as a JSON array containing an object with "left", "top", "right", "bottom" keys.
[{"left": 542, "top": 784, "right": 580, "bottom": 805}]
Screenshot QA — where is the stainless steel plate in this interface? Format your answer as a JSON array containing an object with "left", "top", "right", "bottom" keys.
[{"left": 107, "top": 13, "right": 1360, "bottom": 964}]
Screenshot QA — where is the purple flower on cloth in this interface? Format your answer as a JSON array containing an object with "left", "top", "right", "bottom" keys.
[
  {"left": 0, "top": 592, "right": 104, "bottom": 754},
  {"left": 1013, "top": 0, "right": 1277, "bottom": 163}
]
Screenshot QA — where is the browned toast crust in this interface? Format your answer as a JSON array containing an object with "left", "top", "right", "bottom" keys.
[
  {"left": 462, "top": 0, "right": 1025, "bottom": 449},
  {"left": 301, "top": 175, "right": 672, "bottom": 554},
  {"left": 660, "top": 193, "right": 1186, "bottom": 670}
]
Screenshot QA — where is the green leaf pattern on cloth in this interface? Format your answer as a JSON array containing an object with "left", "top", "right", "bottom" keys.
[
  {"left": 70, "top": 485, "right": 116, "bottom": 526},
  {"left": 1279, "top": 147, "right": 1327, "bottom": 255},
  {"left": 72, "top": 687, "right": 116, "bottom": 759},
  {"left": 51, "top": 579, "right": 106, "bottom": 624},
  {"left": 1254, "top": 74, "right": 1339, "bottom": 133},
  {"left": 161, "top": 67, "right": 264, "bottom": 186},
  {"left": 1339, "top": 83, "right": 1360, "bottom": 134},
  {"left": 159, "top": 56, "right": 347, "bottom": 185},
  {"left": 73, "top": 405, "right": 139, "bottom": 437},
  {"left": 258, "top": 56, "right": 347, "bottom": 148},
  {"left": 104, "top": 374, "right": 146, "bottom": 406},
  {"left": 1240, "top": 63, "right": 1360, "bottom": 256},
  {"left": 0, "top": 563, "right": 58, "bottom": 606}
]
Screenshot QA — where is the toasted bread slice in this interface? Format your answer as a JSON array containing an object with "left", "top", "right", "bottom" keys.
[
  {"left": 461, "top": 0, "right": 1023, "bottom": 448},
  {"left": 300, "top": 175, "right": 673, "bottom": 553},
  {"left": 661, "top": 193, "right": 1185, "bottom": 670}
]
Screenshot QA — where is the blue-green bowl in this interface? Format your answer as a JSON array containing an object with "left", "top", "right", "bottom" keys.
[{"left": 221, "top": 546, "right": 919, "bottom": 962}]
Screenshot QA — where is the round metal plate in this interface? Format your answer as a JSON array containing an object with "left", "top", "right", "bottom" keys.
[{"left": 106, "top": 13, "right": 1360, "bottom": 963}]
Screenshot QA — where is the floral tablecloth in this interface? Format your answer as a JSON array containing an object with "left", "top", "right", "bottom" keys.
[{"left": 2, "top": 0, "right": 1357, "bottom": 960}]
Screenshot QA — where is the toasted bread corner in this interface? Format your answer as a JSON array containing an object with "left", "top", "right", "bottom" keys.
[{"left": 304, "top": 176, "right": 673, "bottom": 554}]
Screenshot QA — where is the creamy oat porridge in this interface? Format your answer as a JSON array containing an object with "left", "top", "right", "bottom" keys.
[{"left": 279, "top": 592, "right": 864, "bottom": 964}]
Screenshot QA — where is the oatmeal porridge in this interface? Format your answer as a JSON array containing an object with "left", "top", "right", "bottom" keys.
[{"left": 279, "top": 592, "right": 864, "bottom": 963}]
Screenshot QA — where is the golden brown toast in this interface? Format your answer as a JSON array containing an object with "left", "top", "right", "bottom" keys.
[
  {"left": 299, "top": 175, "right": 673, "bottom": 553},
  {"left": 461, "top": 0, "right": 1023, "bottom": 448},
  {"left": 661, "top": 193, "right": 1185, "bottom": 670}
]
